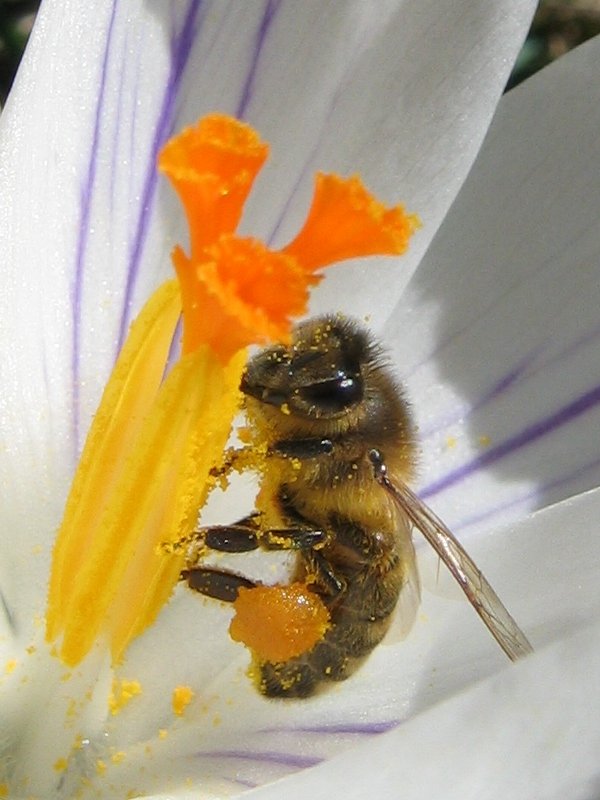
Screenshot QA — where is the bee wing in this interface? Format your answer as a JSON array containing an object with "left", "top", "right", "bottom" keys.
[
  {"left": 369, "top": 450, "right": 533, "bottom": 661},
  {"left": 383, "top": 539, "right": 421, "bottom": 644}
]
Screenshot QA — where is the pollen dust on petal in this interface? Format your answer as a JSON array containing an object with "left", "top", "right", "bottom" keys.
[
  {"left": 109, "top": 678, "right": 142, "bottom": 715},
  {"left": 172, "top": 685, "right": 195, "bottom": 716}
]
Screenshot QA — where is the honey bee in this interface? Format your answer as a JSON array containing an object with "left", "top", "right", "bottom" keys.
[{"left": 181, "top": 315, "right": 533, "bottom": 697}]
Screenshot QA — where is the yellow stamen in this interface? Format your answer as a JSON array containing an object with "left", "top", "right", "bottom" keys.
[
  {"left": 46, "top": 281, "right": 181, "bottom": 651},
  {"left": 46, "top": 113, "right": 418, "bottom": 667},
  {"left": 107, "top": 348, "right": 245, "bottom": 659}
]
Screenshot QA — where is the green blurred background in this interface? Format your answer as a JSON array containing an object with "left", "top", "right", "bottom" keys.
[{"left": 1, "top": 0, "right": 599, "bottom": 106}]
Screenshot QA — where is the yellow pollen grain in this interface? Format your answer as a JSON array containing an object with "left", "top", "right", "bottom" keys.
[
  {"left": 66, "top": 698, "right": 78, "bottom": 719},
  {"left": 172, "top": 685, "right": 195, "bottom": 716},
  {"left": 0, "top": 783, "right": 8, "bottom": 798},
  {"left": 445, "top": 435, "right": 458, "bottom": 449},
  {"left": 111, "top": 751, "right": 127, "bottom": 765},
  {"left": 237, "top": 425, "right": 253, "bottom": 444},
  {"left": 158, "top": 728, "right": 168, "bottom": 739},
  {"left": 26, "top": 645, "right": 36, "bottom": 655},
  {"left": 53, "top": 758, "right": 68, "bottom": 772},
  {"left": 109, "top": 678, "right": 142, "bottom": 715},
  {"left": 478, "top": 434, "right": 491, "bottom": 447},
  {"left": 96, "top": 760, "right": 107, "bottom": 775},
  {"left": 4, "top": 659, "right": 17, "bottom": 674}
]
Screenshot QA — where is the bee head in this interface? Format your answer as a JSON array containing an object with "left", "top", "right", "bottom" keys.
[{"left": 241, "top": 316, "right": 369, "bottom": 420}]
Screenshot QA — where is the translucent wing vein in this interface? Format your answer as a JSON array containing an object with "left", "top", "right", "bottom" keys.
[{"left": 369, "top": 449, "right": 533, "bottom": 661}]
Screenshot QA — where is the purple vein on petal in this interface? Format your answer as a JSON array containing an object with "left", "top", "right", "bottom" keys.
[
  {"left": 265, "top": 18, "right": 378, "bottom": 246},
  {"left": 231, "top": 778, "right": 259, "bottom": 789},
  {"left": 260, "top": 720, "right": 399, "bottom": 735},
  {"left": 201, "top": 750, "right": 323, "bottom": 770},
  {"left": 267, "top": 76, "right": 350, "bottom": 246},
  {"left": 108, "top": 37, "right": 128, "bottom": 210},
  {"left": 236, "top": 0, "right": 282, "bottom": 118},
  {"left": 0, "top": 589, "right": 15, "bottom": 635},
  {"left": 71, "top": 0, "right": 118, "bottom": 456},
  {"left": 420, "top": 381, "right": 600, "bottom": 499},
  {"left": 420, "top": 317, "right": 600, "bottom": 440},
  {"left": 419, "top": 347, "right": 541, "bottom": 440},
  {"left": 116, "top": 0, "right": 204, "bottom": 353},
  {"left": 452, "top": 452, "right": 600, "bottom": 533}
]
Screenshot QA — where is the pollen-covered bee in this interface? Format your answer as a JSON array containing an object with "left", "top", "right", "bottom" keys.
[{"left": 181, "top": 315, "right": 533, "bottom": 697}]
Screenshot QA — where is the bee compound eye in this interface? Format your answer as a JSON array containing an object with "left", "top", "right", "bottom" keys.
[{"left": 298, "top": 375, "right": 363, "bottom": 414}]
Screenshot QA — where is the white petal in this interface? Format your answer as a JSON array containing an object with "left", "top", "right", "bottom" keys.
[
  {"left": 87, "top": 485, "right": 600, "bottom": 796},
  {"left": 0, "top": 0, "right": 535, "bottom": 633},
  {"left": 240, "top": 0, "right": 538, "bottom": 324},
  {"left": 217, "top": 487, "right": 600, "bottom": 800},
  {"left": 384, "top": 36, "right": 600, "bottom": 535},
  {"left": 235, "top": 622, "right": 600, "bottom": 800}
]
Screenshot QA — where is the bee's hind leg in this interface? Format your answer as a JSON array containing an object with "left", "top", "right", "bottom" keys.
[{"left": 181, "top": 567, "right": 257, "bottom": 603}]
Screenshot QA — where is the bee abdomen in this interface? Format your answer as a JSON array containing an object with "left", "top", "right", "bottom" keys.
[{"left": 255, "top": 614, "right": 392, "bottom": 698}]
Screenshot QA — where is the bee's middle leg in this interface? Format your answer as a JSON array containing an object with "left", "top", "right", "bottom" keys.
[{"left": 194, "top": 523, "right": 328, "bottom": 555}]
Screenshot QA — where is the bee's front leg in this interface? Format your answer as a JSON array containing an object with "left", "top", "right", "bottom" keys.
[{"left": 270, "top": 437, "right": 334, "bottom": 459}]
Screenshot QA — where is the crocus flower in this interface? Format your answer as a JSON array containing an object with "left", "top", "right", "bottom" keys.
[{"left": 1, "top": 2, "right": 599, "bottom": 799}]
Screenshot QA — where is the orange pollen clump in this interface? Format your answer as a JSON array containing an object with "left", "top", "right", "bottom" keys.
[{"left": 230, "top": 583, "right": 330, "bottom": 662}]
